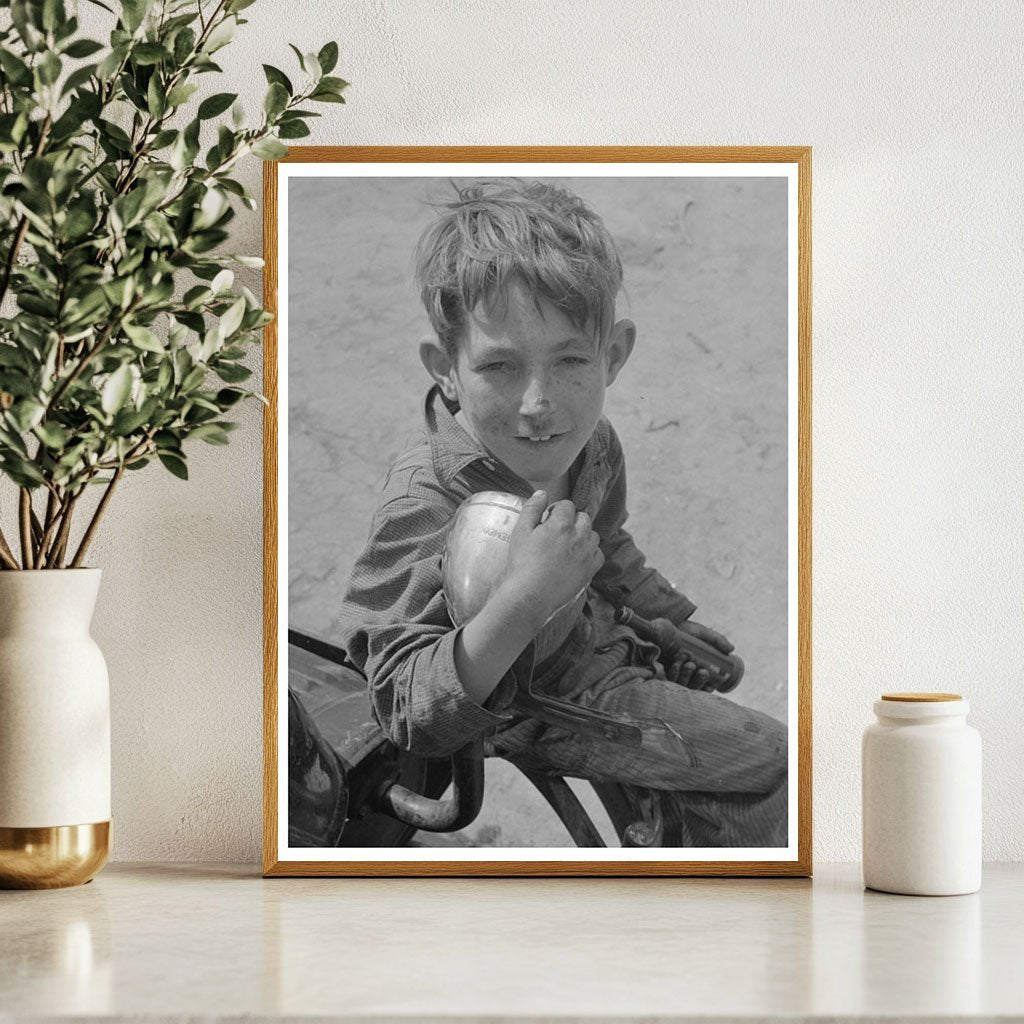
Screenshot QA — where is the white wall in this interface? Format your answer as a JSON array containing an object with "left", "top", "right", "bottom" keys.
[{"left": 79, "top": 0, "right": 1023, "bottom": 862}]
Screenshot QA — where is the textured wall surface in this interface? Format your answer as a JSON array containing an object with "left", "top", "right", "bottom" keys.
[{"left": 55, "top": 1, "right": 1023, "bottom": 862}]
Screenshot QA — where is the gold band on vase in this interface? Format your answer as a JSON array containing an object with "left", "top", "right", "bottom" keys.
[{"left": 0, "top": 821, "right": 111, "bottom": 889}]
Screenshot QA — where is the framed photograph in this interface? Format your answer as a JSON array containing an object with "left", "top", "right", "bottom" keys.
[{"left": 263, "top": 147, "right": 811, "bottom": 877}]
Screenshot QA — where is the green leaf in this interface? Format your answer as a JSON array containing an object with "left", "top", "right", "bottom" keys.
[
  {"left": 262, "top": 64, "right": 292, "bottom": 95},
  {"left": 123, "top": 321, "right": 164, "bottom": 353},
  {"left": 63, "top": 288, "right": 108, "bottom": 327},
  {"left": 189, "top": 422, "right": 230, "bottom": 445},
  {"left": 309, "top": 89, "right": 346, "bottom": 104},
  {"left": 149, "top": 128, "right": 177, "bottom": 149},
  {"left": 182, "top": 285, "right": 211, "bottom": 310},
  {"left": 181, "top": 365, "right": 206, "bottom": 391},
  {"left": 158, "top": 452, "right": 188, "bottom": 479},
  {"left": 251, "top": 137, "right": 287, "bottom": 160},
  {"left": 102, "top": 276, "right": 135, "bottom": 309},
  {"left": 98, "top": 118, "right": 132, "bottom": 148},
  {"left": 17, "top": 293, "right": 58, "bottom": 317},
  {"left": 210, "top": 269, "right": 234, "bottom": 294},
  {"left": 38, "top": 51, "right": 62, "bottom": 86},
  {"left": 0, "top": 420, "right": 30, "bottom": 456},
  {"left": 147, "top": 74, "right": 166, "bottom": 117},
  {"left": 203, "top": 15, "right": 236, "bottom": 54},
  {"left": 173, "top": 26, "right": 196, "bottom": 65},
  {"left": 96, "top": 44, "right": 128, "bottom": 81},
  {"left": 132, "top": 42, "right": 168, "bottom": 66},
  {"left": 214, "top": 362, "right": 251, "bottom": 383},
  {"left": 198, "top": 91, "right": 236, "bottom": 119},
  {"left": 226, "top": 0, "right": 256, "bottom": 11},
  {"left": 9, "top": 399, "right": 45, "bottom": 432},
  {"left": 195, "top": 186, "right": 227, "bottom": 229},
  {"left": 156, "top": 359, "right": 173, "bottom": 392},
  {"left": 318, "top": 41, "right": 339, "bottom": 75},
  {"left": 61, "top": 203, "right": 96, "bottom": 240},
  {"left": 57, "top": 14, "right": 78, "bottom": 41},
  {"left": 217, "top": 295, "right": 246, "bottom": 340},
  {"left": 176, "top": 311, "right": 205, "bottom": 333},
  {"left": 197, "top": 327, "right": 220, "bottom": 363},
  {"left": 0, "top": 347, "right": 30, "bottom": 370},
  {"left": 319, "top": 76, "right": 349, "bottom": 93},
  {"left": 155, "top": 430, "right": 184, "bottom": 455},
  {"left": 113, "top": 187, "right": 147, "bottom": 229},
  {"left": 166, "top": 81, "right": 199, "bottom": 107},
  {"left": 42, "top": 0, "right": 66, "bottom": 33},
  {"left": 121, "top": 0, "right": 152, "bottom": 33},
  {"left": 61, "top": 62, "right": 98, "bottom": 96},
  {"left": 34, "top": 420, "right": 70, "bottom": 449},
  {"left": 300, "top": 50, "right": 321, "bottom": 80},
  {"left": 10, "top": 1, "right": 45, "bottom": 52},
  {"left": 63, "top": 38, "right": 104, "bottom": 58},
  {"left": 263, "top": 81, "right": 288, "bottom": 118},
  {"left": 0, "top": 49, "right": 33, "bottom": 86},
  {"left": 168, "top": 118, "right": 200, "bottom": 170},
  {"left": 277, "top": 120, "right": 310, "bottom": 140},
  {"left": 1, "top": 455, "right": 46, "bottom": 487},
  {"left": 112, "top": 404, "right": 151, "bottom": 435},
  {"left": 216, "top": 388, "right": 246, "bottom": 408},
  {"left": 101, "top": 364, "right": 133, "bottom": 414}
]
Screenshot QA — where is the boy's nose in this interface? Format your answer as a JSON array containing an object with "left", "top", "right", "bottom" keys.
[{"left": 519, "top": 377, "right": 551, "bottom": 417}]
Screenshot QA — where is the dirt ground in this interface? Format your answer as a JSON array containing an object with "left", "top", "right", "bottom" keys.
[{"left": 286, "top": 174, "right": 790, "bottom": 847}]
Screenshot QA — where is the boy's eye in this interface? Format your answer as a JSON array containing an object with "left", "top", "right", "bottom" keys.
[
  {"left": 477, "top": 361, "right": 514, "bottom": 374},
  {"left": 560, "top": 356, "right": 591, "bottom": 366}
]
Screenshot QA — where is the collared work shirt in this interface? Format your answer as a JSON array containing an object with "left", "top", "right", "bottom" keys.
[{"left": 339, "top": 386, "right": 697, "bottom": 759}]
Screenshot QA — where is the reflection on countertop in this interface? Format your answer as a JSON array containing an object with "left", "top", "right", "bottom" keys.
[{"left": 2, "top": 862, "right": 1021, "bottom": 1020}]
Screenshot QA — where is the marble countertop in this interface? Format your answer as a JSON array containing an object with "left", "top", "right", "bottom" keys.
[{"left": 2, "top": 862, "right": 1022, "bottom": 1022}]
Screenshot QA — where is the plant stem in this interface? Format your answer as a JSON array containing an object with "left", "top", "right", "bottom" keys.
[
  {"left": 45, "top": 491, "right": 79, "bottom": 569},
  {"left": 29, "top": 506, "right": 43, "bottom": 546},
  {"left": 0, "top": 527, "right": 19, "bottom": 570},
  {"left": 36, "top": 487, "right": 67, "bottom": 566},
  {"left": 0, "top": 113, "right": 52, "bottom": 309},
  {"left": 18, "top": 489, "right": 34, "bottom": 569},
  {"left": 0, "top": 216, "right": 30, "bottom": 311},
  {"left": 46, "top": 298, "right": 139, "bottom": 413},
  {"left": 70, "top": 465, "right": 124, "bottom": 567},
  {"left": 43, "top": 489, "right": 56, "bottom": 529}
]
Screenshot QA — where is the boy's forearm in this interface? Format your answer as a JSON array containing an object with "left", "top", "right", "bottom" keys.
[{"left": 454, "top": 581, "right": 544, "bottom": 705}]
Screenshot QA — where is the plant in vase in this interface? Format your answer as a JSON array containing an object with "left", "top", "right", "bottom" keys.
[{"left": 0, "top": 0, "right": 344, "bottom": 886}]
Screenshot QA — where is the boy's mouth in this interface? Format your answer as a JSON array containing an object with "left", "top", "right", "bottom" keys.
[{"left": 516, "top": 432, "right": 562, "bottom": 445}]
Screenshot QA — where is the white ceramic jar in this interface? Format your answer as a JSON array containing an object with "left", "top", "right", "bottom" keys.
[{"left": 862, "top": 692, "right": 981, "bottom": 896}]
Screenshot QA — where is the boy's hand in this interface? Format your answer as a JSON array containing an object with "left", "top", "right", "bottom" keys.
[
  {"left": 653, "top": 618, "right": 734, "bottom": 691},
  {"left": 501, "top": 490, "right": 604, "bottom": 626}
]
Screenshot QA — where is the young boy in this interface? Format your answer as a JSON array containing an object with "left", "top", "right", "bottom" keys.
[{"left": 339, "top": 178, "right": 787, "bottom": 848}]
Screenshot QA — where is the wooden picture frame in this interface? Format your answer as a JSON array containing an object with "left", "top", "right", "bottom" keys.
[{"left": 263, "top": 147, "right": 812, "bottom": 877}]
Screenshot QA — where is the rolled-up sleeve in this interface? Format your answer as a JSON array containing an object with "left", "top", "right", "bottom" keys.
[
  {"left": 339, "top": 491, "right": 525, "bottom": 758},
  {"left": 592, "top": 432, "right": 697, "bottom": 626}
]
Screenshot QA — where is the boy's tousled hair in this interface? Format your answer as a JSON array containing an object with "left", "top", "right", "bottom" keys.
[{"left": 415, "top": 178, "right": 624, "bottom": 357}]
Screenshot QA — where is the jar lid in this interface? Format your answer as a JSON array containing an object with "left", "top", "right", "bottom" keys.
[
  {"left": 880, "top": 692, "right": 962, "bottom": 702},
  {"left": 874, "top": 694, "right": 969, "bottom": 719}
]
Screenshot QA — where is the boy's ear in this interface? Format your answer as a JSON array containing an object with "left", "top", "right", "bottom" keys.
[
  {"left": 419, "top": 337, "right": 459, "bottom": 402},
  {"left": 604, "top": 318, "right": 636, "bottom": 386}
]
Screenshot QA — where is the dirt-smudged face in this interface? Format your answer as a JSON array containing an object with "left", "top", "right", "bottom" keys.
[{"left": 423, "top": 282, "right": 634, "bottom": 493}]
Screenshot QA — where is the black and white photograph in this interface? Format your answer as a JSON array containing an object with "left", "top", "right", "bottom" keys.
[{"left": 266, "top": 149, "right": 810, "bottom": 876}]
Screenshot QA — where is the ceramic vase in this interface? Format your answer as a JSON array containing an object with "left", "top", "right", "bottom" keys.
[{"left": 0, "top": 569, "right": 111, "bottom": 888}]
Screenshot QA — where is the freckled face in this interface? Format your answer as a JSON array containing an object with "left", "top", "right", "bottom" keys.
[{"left": 444, "top": 286, "right": 625, "bottom": 491}]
